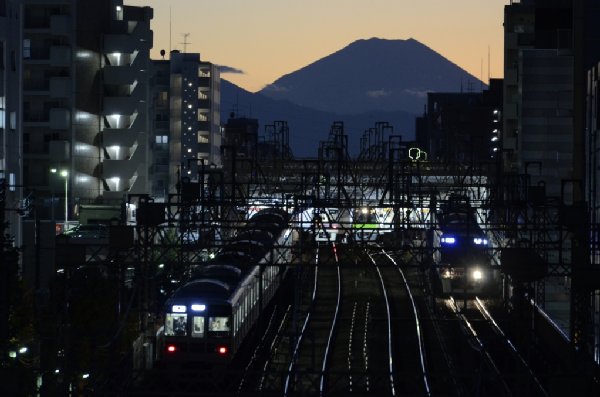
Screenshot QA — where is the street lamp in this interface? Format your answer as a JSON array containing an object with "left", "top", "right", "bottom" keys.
[{"left": 51, "top": 168, "right": 69, "bottom": 231}]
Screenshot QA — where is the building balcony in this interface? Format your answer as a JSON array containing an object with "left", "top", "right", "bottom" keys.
[
  {"left": 198, "top": 143, "right": 210, "bottom": 154},
  {"left": 102, "top": 160, "right": 137, "bottom": 184},
  {"left": 103, "top": 96, "right": 138, "bottom": 116},
  {"left": 197, "top": 99, "right": 210, "bottom": 109},
  {"left": 50, "top": 15, "right": 71, "bottom": 36},
  {"left": 50, "top": 108, "right": 70, "bottom": 130},
  {"left": 23, "top": 112, "right": 50, "bottom": 124},
  {"left": 24, "top": 16, "right": 51, "bottom": 30},
  {"left": 198, "top": 77, "right": 210, "bottom": 87},
  {"left": 23, "top": 81, "right": 50, "bottom": 93},
  {"left": 103, "top": 65, "right": 136, "bottom": 85},
  {"left": 198, "top": 121, "right": 210, "bottom": 131},
  {"left": 50, "top": 77, "right": 70, "bottom": 98},
  {"left": 50, "top": 46, "right": 71, "bottom": 67},
  {"left": 102, "top": 129, "right": 138, "bottom": 148},
  {"left": 26, "top": 48, "right": 51, "bottom": 62},
  {"left": 104, "top": 34, "right": 138, "bottom": 54}
]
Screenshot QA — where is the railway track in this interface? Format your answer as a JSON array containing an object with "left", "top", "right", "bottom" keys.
[
  {"left": 447, "top": 296, "right": 549, "bottom": 397},
  {"left": 282, "top": 244, "right": 341, "bottom": 396},
  {"left": 368, "top": 249, "right": 431, "bottom": 396}
]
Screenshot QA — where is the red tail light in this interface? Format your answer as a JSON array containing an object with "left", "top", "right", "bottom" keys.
[
  {"left": 167, "top": 344, "right": 177, "bottom": 353},
  {"left": 217, "top": 346, "right": 228, "bottom": 355}
]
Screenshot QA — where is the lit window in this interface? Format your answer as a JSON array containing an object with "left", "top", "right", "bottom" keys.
[
  {"left": 192, "top": 316, "right": 205, "bottom": 338},
  {"left": 155, "top": 135, "right": 168, "bottom": 144},
  {"left": 209, "top": 317, "right": 230, "bottom": 335},
  {"left": 23, "top": 39, "right": 31, "bottom": 58},
  {"left": 164, "top": 313, "right": 187, "bottom": 336}
]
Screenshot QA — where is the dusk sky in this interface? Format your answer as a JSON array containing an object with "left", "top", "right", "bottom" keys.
[{"left": 127, "top": 0, "right": 507, "bottom": 93}]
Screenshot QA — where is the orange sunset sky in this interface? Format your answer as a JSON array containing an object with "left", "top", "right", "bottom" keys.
[{"left": 127, "top": 0, "right": 507, "bottom": 93}]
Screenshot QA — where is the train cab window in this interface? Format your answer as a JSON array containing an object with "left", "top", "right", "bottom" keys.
[
  {"left": 192, "top": 316, "right": 205, "bottom": 338},
  {"left": 165, "top": 313, "right": 187, "bottom": 336},
  {"left": 209, "top": 317, "right": 231, "bottom": 336}
]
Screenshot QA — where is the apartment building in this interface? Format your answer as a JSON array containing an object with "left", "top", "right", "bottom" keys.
[
  {"left": 20, "top": 0, "right": 152, "bottom": 220},
  {"left": 151, "top": 51, "right": 221, "bottom": 200}
]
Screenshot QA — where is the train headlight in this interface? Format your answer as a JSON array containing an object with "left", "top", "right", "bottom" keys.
[
  {"left": 472, "top": 269, "right": 483, "bottom": 281},
  {"left": 217, "top": 346, "right": 228, "bottom": 355},
  {"left": 167, "top": 344, "right": 177, "bottom": 353},
  {"left": 441, "top": 236, "right": 456, "bottom": 244}
]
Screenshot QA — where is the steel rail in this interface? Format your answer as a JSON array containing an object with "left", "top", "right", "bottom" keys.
[
  {"left": 448, "top": 296, "right": 512, "bottom": 396},
  {"left": 319, "top": 243, "right": 342, "bottom": 396},
  {"left": 475, "top": 297, "right": 549, "bottom": 397},
  {"left": 368, "top": 252, "right": 397, "bottom": 396},
  {"left": 383, "top": 250, "right": 432, "bottom": 396},
  {"left": 256, "top": 305, "right": 292, "bottom": 392},
  {"left": 236, "top": 305, "right": 281, "bottom": 395},
  {"left": 283, "top": 247, "right": 319, "bottom": 397}
]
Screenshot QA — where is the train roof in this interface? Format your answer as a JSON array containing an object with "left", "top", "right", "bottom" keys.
[{"left": 167, "top": 279, "right": 231, "bottom": 304}]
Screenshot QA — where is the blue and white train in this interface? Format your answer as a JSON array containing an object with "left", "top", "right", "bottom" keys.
[
  {"left": 432, "top": 195, "right": 494, "bottom": 296},
  {"left": 157, "top": 208, "right": 293, "bottom": 366}
]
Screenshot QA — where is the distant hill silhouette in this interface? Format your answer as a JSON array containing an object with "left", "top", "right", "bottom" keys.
[
  {"left": 259, "top": 37, "right": 484, "bottom": 115},
  {"left": 220, "top": 38, "right": 484, "bottom": 157}
]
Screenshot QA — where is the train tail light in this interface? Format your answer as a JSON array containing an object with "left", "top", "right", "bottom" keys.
[
  {"left": 217, "top": 346, "right": 228, "bottom": 355},
  {"left": 167, "top": 344, "right": 177, "bottom": 353}
]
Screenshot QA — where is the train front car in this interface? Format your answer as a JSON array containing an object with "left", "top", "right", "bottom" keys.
[
  {"left": 433, "top": 197, "right": 492, "bottom": 296},
  {"left": 158, "top": 208, "right": 291, "bottom": 367},
  {"left": 161, "top": 274, "right": 237, "bottom": 367}
]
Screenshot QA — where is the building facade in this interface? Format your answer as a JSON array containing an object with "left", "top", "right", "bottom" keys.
[
  {"left": 151, "top": 51, "right": 221, "bottom": 201},
  {"left": 0, "top": 0, "right": 23, "bottom": 245},
  {"left": 19, "top": 0, "right": 153, "bottom": 221},
  {"left": 503, "top": 0, "right": 575, "bottom": 200},
  {"left": 416, "top": 79, "right": 503, "bottom": 164}
]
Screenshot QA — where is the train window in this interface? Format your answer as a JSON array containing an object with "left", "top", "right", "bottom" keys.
[
  {"left": 165, "top": 313, "right": 187, "bottom": 336},
  {"left": 192, "top": 316, "right": 205, "bottom": 338},
  {"left": 209, "top": 317, "right": 231, "bottom": 335}
]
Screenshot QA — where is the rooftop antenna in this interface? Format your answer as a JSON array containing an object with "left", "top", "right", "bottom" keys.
[
  {"left": 169, "top": 6, "right": 172, "bottom": 56},
  {"left": 488, "top": 45, "right": 491, "bottom": 82},
  {"left": 180, "top": 33, "right": 191, "bottom": 53},
  {"left": 480, "top": 57, "right": 483, "bottom": 91}
]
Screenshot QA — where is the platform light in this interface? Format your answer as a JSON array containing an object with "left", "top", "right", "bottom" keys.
[
  {"left": 472, "top": 269, "right": 483, "bottom": 280},
  {"left": 172, "top": 305, "right": 186, "bottom": 313},
  {"left": 82, "top": 373, "right": 90, "bottom": 379},
  {"left": 18, "top": 347, "right": 28, "bottom": 354},
  {"left": 8, "top": 351, "right": 16, "bottom": 358},
  {"left": 191, "top": 304, "right": 206, "bottom": 312},
  {"left": 55, "top": 369, "right": 60, "bottom": 374}
]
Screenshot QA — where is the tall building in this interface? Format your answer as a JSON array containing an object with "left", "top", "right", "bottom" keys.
[
  {"left": 19, "top": 0, "right": 153, "bottom": 221},
  {"left": 150, "top": 51, "right": 221, "bottom": 200},
  {"left": 416, "top": 79, "right": 503, "bottom": 164},
  {"left": 0, "top": 0, "right": 23, "bottom": 245},
  {"left": 503, "top": 0, "right": 576, "bottom": 200}
]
